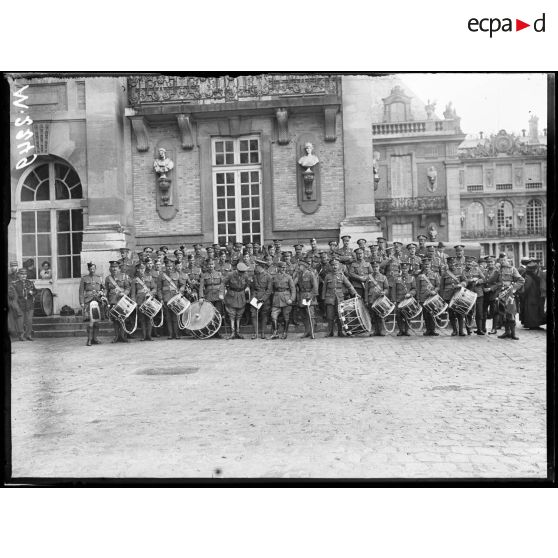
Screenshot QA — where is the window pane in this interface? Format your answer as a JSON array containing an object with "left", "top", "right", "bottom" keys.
[
  {"left": 249, "top": 139, "right": 258, "bottom": 151},
  {"left": 57, "top": 210, "right": 70, "bottom": 232},
  {"left": 39, "top": 258, "right": 52, "bottom": 276},
  {"left": 72, "top": 232, "right": 83, "bottom": 253},
  {"left": 216, "top": 174, "right": 224, "bottom": 184},
  {"left": 226, "top": 173, "right": 235, "bottom": 184},
  {"left": 55, "top": 162, "right": 69, "bottom": 180},
  {"left": 227, "top": 210, "right": 235, "bottom": 221},
  {"left": 226, "top": 198, "right": 235, "bottom": 209},
  {"left": 241, "top": 184, "right": 249, "bottom": 196},
  {"left": 253, "top": 223, "right": 260, "bottom": 233},
  {"left": 67, "top": 169, "right": 80, "bottom": 187},
  {"left": 251, "top": 184, "right": 259, "bottom": 195},
  {"left": 240, "top": 140, "right": 248, "bottom": 151},
  {"left": 240, "top": 153, "right": 248, "bottom": 164},
  {"left": 218, "top": 224, "right": 226, "bottom": 235},
  {"left": 24, "top": 171, "right": 39, "bottom": 189},
  {"left": 58, "top": 233, "right": 71, "bottom": 255},
  {"left": 216, "top": 154, "right": 224, "bottom": 165},
  {"left": 242, "top": 235, "right": 251, "bottom": 244},
  {"left": 225, "top": 141, "right": 233, "bottom": 152},
  {"left": 225, "top": 153, "right": 234, "bottom": 164},
  {"left": 252, "top": 209, "right": 260, "bottom": 220},
  {"left": 226, "top": 185, "right": 235, "bottom": 197},
  {"left": 217, "top": 210, "right": 226, "bottom": 221},
  {"left": 72, "top": 256, "right": 81, "bottom": 278},
  {"left": 250, "top": 171, "right": 258, "bottom": 182},
  {"left": 242, "top": 210, "right": 250, "bottom": 221},
  {"left": 71, "top": 209, "right": 83, "bottom": 231},
  {"left": 228, "top": 223, "right": 236, "bottom": 234},
  {"left": 217, "top": 198, "right": 225, "bottom": 209},
  {"left": 250, "top": 152, "right": 259, "bottom": 163},
  {"left": 35, "top": 163, "right": 49, "bottom": 181},
  {"left": 69, "top": 183, "right": 83, "bottom": 199},
  {"left": 242, "top": 223, "right": 250, "bottom": 233},
  {"left": 240, "top": 171, "right": 249, "bottom": 183},
  {"left": 37, "top": 233, "right": 52, "bottom": 256},
  {"left": 22, "top": 235, "right": 36, "bottom": 257},
  {"left": 37, "top": 211, "right": 51, "bottom": 232},
  {"left": 58, "top": 256, "right": 71, "bottom": 278},
  {"left": 21, "top": 185, "right": 35, "bottom": 202},
  {"left": 241, "top": 198, "right": 249, "bottom": 209},
  {"left": 215, "top": 142, "right": 224, "bottom": 153},
  {"left": 55, "top": 180, "right": 70, "bottom": 200},
  {"left": 251, "top": 196, "right": 259, "bottom": 207},
  {"left": 22, "top": 212, "right": 36, "bottom": 233},
  {"left": 217, "top": 186, "right": 225, "bottom": 198},
  {"left": 36, "top": 182, "right": 49, "bottom": 200}
]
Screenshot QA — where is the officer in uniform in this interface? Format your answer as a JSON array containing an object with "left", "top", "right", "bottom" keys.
[
  {"left": 348, "top": 248, "right": 373, "bottom": 299},
  {"left": 294, "top": 258, "right": 319, "bottom": 339},
  {"left": 306, "top": 238, "right": 321, "bottom": 268},
  {"left": 483, "top": 255, "right": 501, "bottom": 335},
  {"left": 416, "top": 258, "right": 441, "bottom": 336},
  {"left": 380, "top": 242, "right": 403, "bottom": 275},
  {"left": 453, "top": 245, "right": 467, "bottom": 275},
  {"left": 268, "top": 243, "right": 281, "bottom": 265},
  {"left": 440, "top": 257, "right": 468, "bottom": 337},
  {"left": 496, "top": 258, "right": 525, "bottom": 340},
  {"left": 376, "top": 237, "right": 387, "bottom": 261},
  {"left": 416, "top": 235, "right": 428, "bottom": 258},
  {"left": 105, "top": 260, "right": 131, "bottom": 343},
  {"left": 79, "top": 262, "right": 105, "bottom": 346},
  {"left": 157, "top": 258, "right": 185, "bottom": 340},
  {"left": 131, "top": 262, "right": 157, "bottom": 341},
  {"left": 199, "top": 258, "right": 225, "bottom": 338},
  {"left": 328, "top": 240, "right": 339, "bottom": 261},
  {"left": 192, "top": 243, "right": 206, "bottom": 268},
  {"left": 403, "top": 242, "right": 422, "bottom": 276},
  {"left": 322, "top": 258, "right": 357, "bottom": 337},
  {"left": 119, "top": 247, "right": 136, "bottom": 278},
  {"left": 9, "top": 260, "right": 19, "bottom": 284},
  {"left": 337, "top": 235, "right": 354, "bottom": 266},
  {"left": 463, "top": 255, "right": 486, "bottom": 335},
  {"left": 269, "top": 261, "right": 296, "bottom": 339},
  {"left": 365, "top": 259, "right": 389, "bottom": 336},
  {"left": 436, "top": 242, "right": 448, "bottom": 267},
  {"left": 425, "top": 244, "right": 443, "bottom": 274},
  {"left": 356, "top": 239, "right": 371, "bottom": 261},
  {"left": 369, "top": 244, "right": 380, "bottom": 263},
  {"left": 391, "top": 262, "right": 416, "bottom": 337},
  {"left": 282, "top": 250, "right": 297, "bottom": 277},
  {"left": 224, "top": 261, "right": 250, "bottom": 339},
  {"left": 272, "top": 239, "right": 283, "bottom": 258},
  {"left": 13, "top": 267, "right": 37, "bottom": 341},
  {"left": 293, "top": 243, "right": 305, "bottom": 266},
  {"left": 248, "top": 259, "right": 273, "bottom": 339},
  {"left": 215, "top": 248, "right": 232, "bottom": 275}
]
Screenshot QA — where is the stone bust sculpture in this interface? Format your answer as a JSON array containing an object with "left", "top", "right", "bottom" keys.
[
  {"left": 153, "top": 148, "right": 174, "bottom": 179},
  {"left": 298, "top": 142, "right": 319, "bottom": 169},
  {"left": 427, "top": 166, "right": 437, "bottom": 191}
]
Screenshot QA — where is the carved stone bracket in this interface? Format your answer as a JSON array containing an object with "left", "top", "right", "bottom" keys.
[
  {"left": 276, "top": 108, "right": 289, "bottom": 145},
  {"left": 129, "top": 116, "right": 150, "bottom": 152},
  {"left": 324, "top": 107, "right": 338, "bottom": 141},
  {"left": 176, "top": 114, "right": 195, "bottom": 149}
]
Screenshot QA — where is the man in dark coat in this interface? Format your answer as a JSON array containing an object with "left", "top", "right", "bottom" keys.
[{"left": 520, "top": 260, "right": 546, "bottom": 329}]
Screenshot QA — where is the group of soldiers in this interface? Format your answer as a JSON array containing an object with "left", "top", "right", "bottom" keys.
[{"left": 78, "top": 233, "right": 530, "bottom": 345}]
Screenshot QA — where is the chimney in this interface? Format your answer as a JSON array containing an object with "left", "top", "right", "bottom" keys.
[
  {"left": 521, "top": 129, "right": 526, "bottom": 137},
  {"left": 479, "top": 131, "right": 483, "bottom": 139},
  {"left": 529, "top": 114, "right": 539, "bottom": 141}
]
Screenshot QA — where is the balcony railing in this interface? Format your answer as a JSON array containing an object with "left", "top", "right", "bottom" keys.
[
  {"left": 467, "top": 184, "right": 484, "bottom": 192},
  {"left": 496, "top": 183, "right": 513, "bottom": 190},
  {"left": 372, "top": 119, "right": 460, "bottom": 136},
  {"left": 461, "top": 227, "right": 547, "bottom": 239},
  {"left": 127, "top": 74, "right": 340, "bottom": 106},
  {"left": 375, "top": 196, "right": 447, "bottom": 212},
  {"left": 525, "top": 182, "right": 543, "bottom": 189}
]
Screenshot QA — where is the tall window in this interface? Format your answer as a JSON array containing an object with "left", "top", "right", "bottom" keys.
[
  {"left": 495, "top": 164, "right": 512, "bottom": 190},
  {"left": 528, "top": 242, "right": 545, "bottom": 265},
  {"left": 466, "top": 165, "right": 483, "bottom": 192},
  {"left": 392, "top": 223, "right": 413, "bottom": 244},
  {"left": 497, "top": 200, "right": 513, "bottom": 236},
  {"left": 526, "top": 199, "right": 543, "bottom": 234},
  {"left": 212, "top": 136, "right": 262, "bottom": 245},
  {"left": 390, "top": 155, "right": 412, "bottom": 198},
  {"left": 466, "top": 202, "right": 484, "bottom": 231},
  {"left": 525, "top": 163, "right": 542, "bottom": 188},
  {"left": 18, "top": 159, "right": 84, "bottom": 279}
]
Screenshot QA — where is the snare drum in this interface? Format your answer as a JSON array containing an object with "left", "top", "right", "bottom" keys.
[
  {"left": 167, "top": 293, "right": 191, "bottom": 315},
  {"left": 371, "top": 295, "right": 395, "bottom": 318},
  {"left": 139, "top": 296, "right": 162, "bottom": 319},
  {"left": 186, "top": 301, "right": 222, "bottom": 339},
  {"left": 110, "top": 294, "right": 137, "bottom": 320},
  {"left": 448, "top": 287, "right": 477, "bottom": 316},
  {"left": 398, "top": 296, "right": 422, "bottom": 320},
  {"left": 338, "top": 297, "right": 372, "bottom": 336},
  {"left": 423, "top": 293, "right": 447, "bottom": 317}
]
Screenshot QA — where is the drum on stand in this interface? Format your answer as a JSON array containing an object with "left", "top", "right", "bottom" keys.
[
  {"left": 186, "top": 300, "right": 222, "bottom": 339},
  {"left": 338, "top": 297, "right": 371, "bottom": 336},
  {"left": 34, "top": 288, "right": 54, "bottom": 316}
]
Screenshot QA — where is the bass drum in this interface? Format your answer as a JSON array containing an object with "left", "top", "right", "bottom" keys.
[
  {"left": 186, "top": 300, "right": 222, "bottom": 339},
  {"left": 34, "top": 288, "right": 54, "bottom": 316}
]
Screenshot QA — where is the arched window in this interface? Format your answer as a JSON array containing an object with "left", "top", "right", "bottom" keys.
[
  {"left": 18, "top": 158, "right": 84, "bottom": 280},
  {"left": 497, "top": 200, "right": 513, "bottom": 236},
  {"left": 466, "top": 202, "right": 484, "bottom": 231},
  {"left": 526, "top": 199, "right": 543, "bottom": 234}
]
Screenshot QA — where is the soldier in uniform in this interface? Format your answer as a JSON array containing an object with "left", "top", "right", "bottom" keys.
[
  {"left": 436, "top": 242, "right": 448, "bottom": 267},
  {"left": 496, "top": 258, "right": 525, "bottom": 340},
  {"left": 356, "top": 239, "right": 371, "bottom": 261},
  {"left": 272, "top": 239, "right": 283, "bottom": 257},
  {"left": 348, "top": 248, "right": 373, "bottom": 299},
  {"left": 380, "top": 242, "right": 403, "bottom": 275},
  {"left": 453, "top": 245, "right": 467, "bottom": 275},
  {"left": 282, "top": 251, "right": 297, "bottom": 277},
  {"left": 224, "top": 261, "right": 250, "bottom": 339},
  {"left": 416, "top": 234, "right": 428, "bottom": 258},
  {"left": 463, "top": 255, "right": 486, "bottom": 335},
  {"left": 403, "top": 242, "right": 422, "bottom": 276},
  {"left": 322, "top": 259, "right": 357, "bottom": 337},
  {"left": 483, "top": 255, "right": 500, "bottom": 335},
  {"left": 376, "top": 237, "right": 387, "bottom": 261},
  {"left": 131, "top": 262, "right": 157, "bottom": 341},
  {"left": 306, "top": 238, "right": 321, "bottom": 268},
  {"left": 416, "top": 258, "right": 441, "bottom": 336},
  {"left": 9, "top": 260, "right": 19, "bottom": 283},
  {"left": 440, "top": 257, "right": 468, "bottom": 337},
  {"left": 105, "top": 260, "right": 131, "bottom": 343},
  {"left": 294, "top": 258, "right": 319, "bottom": 339},
  {"left": 425, "top": 244, "right": 443, "bottom": 274},
  {"left": 199, "top": 258, "right": 225, "bottom": 338},
  {"left": 13, "top": 267, "right": 37, "bottom": 341},
  {"left": 328, "top": 240, "right": 339, "bottom": 261},
  {"left": 337, "top": 235, "right": 354, "bottom": 266},
  {"left": 119, "top": 247, "right": 136, "bottom": 278},
  {"left": 248, "top": 259, "right": 273, "bottom": 339},
  {"left": 192, "top": 243, "right": 206, "bottom": 268},
  {"left": 79, "top": 262, "right": 105, "bottom": 346},
  {"left": 269, "top": 261, "right": 296, "bottom": 339},
  {"left": 157, "top": 259, "right": 185, "bottom": 340},
  {"left": 215, "top": 248, "right": 232, "bottom": 275},
  {"left": 391, "top": 262, "right": 416, "bottom": 337},
  {"left": 253, "top": 242, "right": 263, "bottom": 259},
  {"left": 293, "top": 243, "right": 305, "bottom": 264},
  {"left": 365, "top": 259, "right": 389, "bottom": 336},
  {"left": 368, "top": 244, "right": 380, "bottom": 265}
]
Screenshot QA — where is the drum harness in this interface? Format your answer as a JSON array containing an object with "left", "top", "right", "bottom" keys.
[
  {"left": 108, "top": 275, "right": 137, "bottom": 335},
  {"left": 136, "top": 276, "right": 164, "bottom": 327}
]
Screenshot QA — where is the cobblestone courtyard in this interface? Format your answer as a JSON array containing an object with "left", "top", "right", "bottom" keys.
[{"left": 9, "top": 327, "right": 547, "bottom": 479}]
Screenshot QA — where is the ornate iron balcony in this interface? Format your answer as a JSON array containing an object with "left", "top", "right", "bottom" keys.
[
  {"left": 128, "top": 74, "right": 340, "bottom": 106},
  {"left": 375, "top": 196, "right": 447, "bottom": 212},
  {"left": 461, "top": 227, "right": 547, "bottom": 239}
]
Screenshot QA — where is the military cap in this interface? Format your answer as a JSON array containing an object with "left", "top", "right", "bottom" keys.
[
  {"left": 236, "top": 262, "right": 249, "bottom": 272},
  {"left": 437, "top": 242, "right": 446, "bottom": 248},
  {"left": 272, "top": 239, "right": 282, "bottom": 243},
  {"left": 353, "top": 247, "right": 363, "bottom": 253},
  {"left": 144, "top": 246, "right": 153, "bottom": 252},
  {"left": 376, "top": 236, "right": 386, "bottom": 242},
  {"left": 234, "top": 241, "right": 244, "bottom": 247},
  {"left": 309, "top": 237, "right": 317, "bottom": 243},
  {"left": 498, "top": 253, "right": 507, "bottom": 259},
  {"left": 393, "top": 241, "right": 403, "bottom": 248},
  {"left": 484, "top": 255, "right": 495, "bottom": 261},
  {"left": 520, "top": 257, "right": 531, "bottom": 265},
  {"left": 17, "top": 267, "right": 27, "bottom": 274},
  {"left": 330, "top": 258, "right": 340, "bottom": 264},
  {"left": 426, "top": 244, "right": 436, "bottom": 251},
  {"left": 357, "top": 238, "right": 367, "bottom": 244},
  {"left": 385, "top": 246, "right": 394, "bottom": 253},
  {"left": 173, "top": 249, "right": 182, "bottom": 256},
  {"left": 318, "top": 250, "right": 328, "bottom": 256},
  {"left": 119, "top": 246, "right": 130, "bottom": 252},
  {"left": 193, "top": 243, "right": 203, "bottom": 249},
  {"left": 276, "top": 261, "right": 287, "bottom": 268},
  {"left": 400, "top": 261, "right": 410, "bottom": 267},
  {"left": 465, "top": 255, "right": 477, "bottom": 262},
  {"left": 446, "top": 257, "right": 456, "bottom": 263},
  {"left": 109, "top": 260, "right": 120, "bottom": 266},
  {"left": 245, "top": 242, "right": 253, "bottom": 248},
  {"left": 87, "top": 261, "right": 95, "bottom": 269},
  {"left": 144, "top": 257, "right": 153, "bottom": 263},
  {"left": 417, "top": 234, "right": 427, "bottom": 241},
  {"left": 164, "top": 257, "right": 175, "bottom": 264},
  {"left": 298, "top": 258, "right": 312, "bottom": 267},
  {"left": 526, "top": 260, "right": 539, "bottom": 268},
  {"left": 341, "top": 235, "right": 351, "bottom": 240},
  {"left": 454, "top": 245, "right": 465, "bottom": 250},
  {"left": 406, "top": 242, "right": 417, "bottom": 249},
  {"left": 328, "top": 240, "right": 338, "bottom": 247},
  {"left": 293, "top": 243, "right": 304, "bottom": 249},
  {"left": 370, "top": 259, "right": 381, "bottom": 265},
  {"left": 160, "top": 245, "right": 168, "bottom": 251},
  {"left": 219, "top": 247, "right": 228, "bottom": 253},
  {"left": 135, "top": 261, "right": 146, "bottom": 269},
  {"left": 282, "top": 250, "right": 292, "bottom": 255}
]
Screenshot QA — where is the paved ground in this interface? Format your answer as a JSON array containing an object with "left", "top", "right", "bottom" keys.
[{"left": 10, "top": 323, "right": 547, "bottom": 479}]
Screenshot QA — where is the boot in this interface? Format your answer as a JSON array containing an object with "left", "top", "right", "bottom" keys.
[
  {"left": 301, "top": 315, "right": 310, "bottom": 338},
  {"left": 228, "top": 319, "right": 236, "bottom": 340},
  {"left": 480, "top": 319, "right": 487, "bottom": 334},
  {"left": 251, "top": 316, "right": 259, "bottom": 339},
  {"left": 112, "top": 323, "right": 119, "bottom": 343},
  {"left": 510, "top": 323, "right": 519, "bottom": 340},
  {"left": 92, "top": 324, "right": 102, "bottom": 344},
  {"left": 86, "top": 326, "right": 92, "bottom": 346},
  {"left": 281, "top": 320, "right": 290, "bottom": 339},
  {"left": 270, "top": 320, "right": 279, "bottom": 340},
  {"left": 450, "top": 318, "right": 458, "bottom": 336},
  {"left": 458, "top": 316, "right": 466, "bottom": 336},
  {"left": 326, "top": 320, "right": 334, "bottom": 337},
  {"left": 235, "top": 319, "right": 244, "bottom": 339},
  {"left": 403, "top": 322, "right": 411, "bottom": 336},
  {"left": 498, "top": 325, "right": 511, "bottom": 339}
]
